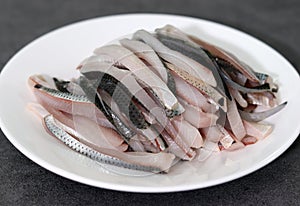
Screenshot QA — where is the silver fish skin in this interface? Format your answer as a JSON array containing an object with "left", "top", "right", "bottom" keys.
[
  {"left": 239, "top": 101, "right": 287, "bottom": 122},
  {"left": 30, "top": 80, "right": 113, "bottom": 129},
  {"left": 35, "top": 84, "right": 90, "bottom": 103},
  {"left": 28, "top": 102, "right": 126, "bottom": 151},
  {"left": 43, "top": 115, "right": 162, "bottom": 173}
]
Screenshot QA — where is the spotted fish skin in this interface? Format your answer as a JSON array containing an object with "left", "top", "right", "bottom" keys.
[
  {"left": 44, "top": 115, "right": 161, "bottom": 172},
  {"left": 161, "top": 59, "right": 177, "bottom": 95},
  {"left": 34, "top": 84, "right": 89, "bottom": 102},
  {"left": 165, "top": 62, "right": 227, "bottom": 112},
  {"left": 83, "top": 71, "right": 147, "bottom": 129},
  {"left": 78, "top": 76, "right": 137, "bottom": 142},
  {"left": 157, "top": 35, "right": 227, "bottom": 97}
]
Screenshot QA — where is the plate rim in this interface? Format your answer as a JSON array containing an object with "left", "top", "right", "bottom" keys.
[{"left": 0, "top": 13, "right": 299, "bottom": 193}]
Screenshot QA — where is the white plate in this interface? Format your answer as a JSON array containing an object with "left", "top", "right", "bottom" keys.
[{"left": 0, "top": 14, "right": 299, "bottom": 193}]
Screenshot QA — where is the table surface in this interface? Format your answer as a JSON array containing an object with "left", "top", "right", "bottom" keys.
[{"left": 0, "top": 0, "right": 299, "bottom": 205}]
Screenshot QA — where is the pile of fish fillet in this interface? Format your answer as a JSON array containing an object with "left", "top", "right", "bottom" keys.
[{"left": 28, "top": 25, "right": 287, "bottom": 173}]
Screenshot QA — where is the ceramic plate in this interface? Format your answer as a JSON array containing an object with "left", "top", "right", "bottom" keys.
[{"left": 0, "top": 14, "right": 299, "bottom": 193}]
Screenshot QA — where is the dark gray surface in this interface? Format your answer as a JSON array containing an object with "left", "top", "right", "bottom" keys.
[{"left": 0, "top": 0, "right": 299, "bottom": 205}]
